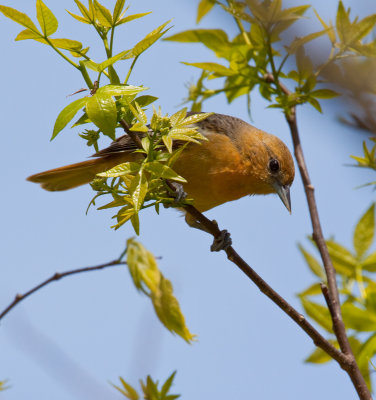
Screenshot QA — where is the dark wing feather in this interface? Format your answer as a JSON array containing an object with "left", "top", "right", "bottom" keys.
[{"left": 91, "top": 112, "right": 249, "bottom": 158}]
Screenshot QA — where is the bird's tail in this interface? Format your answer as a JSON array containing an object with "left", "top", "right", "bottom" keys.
[{"left": 27, "top": 155, "right": 125, "bottom": 191}]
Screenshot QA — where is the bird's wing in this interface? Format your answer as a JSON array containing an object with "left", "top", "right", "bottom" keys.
[{"left": 91, "top": 113, "right": 249, "bottom": 158}]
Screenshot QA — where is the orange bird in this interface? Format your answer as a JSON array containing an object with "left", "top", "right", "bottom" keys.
[{"left": 28, "top": 113, "right": 295, "bottom": 247}]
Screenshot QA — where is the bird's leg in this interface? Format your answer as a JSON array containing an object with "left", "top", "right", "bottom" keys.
[
  {"left": 168, "top": 181, "right": 187, "bottom": 204},
  {"left": 185, "top": 213, "right": 232, "bottom": 252}
]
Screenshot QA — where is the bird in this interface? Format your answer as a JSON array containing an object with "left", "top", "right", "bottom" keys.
[{"left": 27, "top": 113, "right": 295, "bottom": 249}]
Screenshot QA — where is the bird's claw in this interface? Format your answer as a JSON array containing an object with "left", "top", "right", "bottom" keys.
[
  {"left": 210, "top": 229, "right": 232, "bottom": 252},
  {"left": 169, "top": 181, "right": 187, "bottom": 203}
]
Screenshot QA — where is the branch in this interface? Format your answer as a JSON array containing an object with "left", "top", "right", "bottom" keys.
[
  {"left": 0, "top": 260, "right": 125, "bottom": 322},
  {"left": 118, "top": 118, "right": 352, "bottom": 368},
  {"left": 264, "top": 73, "right": 371, "bottom": 400}
]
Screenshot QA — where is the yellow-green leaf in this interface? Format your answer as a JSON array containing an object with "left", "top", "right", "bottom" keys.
[
  {"left": 287, "top": 29, "right": 330, "bottom": 54},
  {"left": 111, "top": 377, "right": 140, "bottom": 400},
  {"left": 357, "top": 333, "right": 376, "bottom": 390},
  {"left": 116, "top": 12, "right": 151, "bottom": 26},
  {"left": 144, "top": 162, "right": 187, "bottom": 182},
  {"left": 298, "top": 244, "right": 326, "bottom": 281},
  {"left": 354, "top": 204, "right": 375, "bottom": 259},
  {"left": 86, "top": 94, "right": 117, "bottom": 140},
  {"left": 298, "top": 283, "right": 323, "bottom": 297},
  {"left": 97, "top": 162, "right": 141, "bottom": 178},
  {"left": 336, "top": 1, "right": 351, "bottom": 45},
  {"left": 93, "top": 0, "right": 112, "bottom": 27},
  {"left": 196, "top": 0, "right": 215, "bottom": 23},
  {"left": 0, "top": 5, "right": 40, "bottom": 34},
  {"left": 362, "top": 252, "right": 376, "bottom": 272},
  {"left": 36, "top": 0, "right": 58, "bottom": 37},
  {"left": 342, "top": 302, "right": 376, "bottom": 332},
  {"left": 132, "top": 21, "right": 171, "bottom": 57},
  {"left": 151, "top": 276, "right": 195, "bottom": 342},
  {"left": 305, "top": 341, "right": 338, "bottom": 364},
  {"left": 49, "top": 38, "right": 82, "bottom": 50},
  {"left": 52, "top": 97, "right": 87, "bottom": 140},
  {"left": 73, "top": 0, "right": 93, "bottom": 22},
  {"left": 15, "top": 29, "right": 43, "bottom": 41},
  {"left": 113, "top": 0, "right": 126, "bottom": 23},
  {"left": 66, "top": 10, "right": 90, "bottom": 24},
  {"left": 301, "top": 299, "right": 332, "bottom": 332},
  {"left": 130, "top": 171, "right": 148, "bottom": 213},
  {"left": 326, "top": 240, "right": 357, "bottom": 276},
  {"left": 182, "top": 61, "right": 236, "bottom": 76},
  {"left": 310, "top": 89, "right": 340, "bottom": 99}
]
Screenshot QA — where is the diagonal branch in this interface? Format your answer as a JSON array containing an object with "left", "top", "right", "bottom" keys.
[{"left": 0, "top": 260, "right": 125, "bottom": 322}]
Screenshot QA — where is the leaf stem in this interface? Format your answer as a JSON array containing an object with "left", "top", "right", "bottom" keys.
[
  {"left": 44, "top": 37, "right": 79, "bottom": 69},
  {"left": 124, "top": 56, "right": 139, "bottom": 84}
]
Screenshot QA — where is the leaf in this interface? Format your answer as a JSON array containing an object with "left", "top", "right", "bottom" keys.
[
  {"left": 66, "top": 10, "right": 90, "bottom": 24},
  {"left": 15, "top": 29, "right": 42, "bottom": 41},
  {"left": 126, "top": 238, "right": 161, "bottom": 294},
  {"left": 326, "top": 240, "right": 357, "bottom": 276},
  {"left": 357, "top": 333, "right": 376, "bottom": 390},
  {"left": 73, "top": 0, "right": 93, "bottom": 22},
  {"left": 196, "top": 0, "right": 215, "bottom": 23},
  {"left": 51, "top": 97, "right": 87, "bottom": 140},
  {"left": 86, "top": 94, "right": 117, "bottom": 140},
  {"left": 111, "top": 377, "right": 140, "bottom": 400},
  {"left": 354, "top": 204, "right": 375, "bottom": 259},
  {"left": 314, "top": 9, "right": 336, "bottom": 44},
  {"left": 336, "top": 1, "right": 351, "bottom": 45},
  {"left": 116, "top": 12, "right": 152, "bottom": 26},
  {"left": 179, "top": 112, "right": 213, "bottom": 126},
  {"left": 151, "top": 275, "right": 195, "bottom": 342},
  {"left": 182, "top": 62, "right": 236, "bottom": 76},
  {"left": 144, "top": 162, "right": 186, "bottom": 182},
  {"left": 298, "top": 244, "right": 326, "bottom": 281},
  {"left": 298, "top": 283, "right": 323, "bottom": 297},
  {"left": 97, "top": 50, "right": 132, "bottom": 72},
  {"left": 341, "top": 302, "right": 376, "bottom": 332},
  {"left": 160, "top": 371, "right": 177, "bottom": 397},
  {"left": 310, "top": 89, "right": 340, "bottom": 99},
  {"left": 362, "top": 252, "right": 376, "bottom": 272},
  {"left": 0, "top": 5, "right": 40, "bottom": 34},
  {"left": 130, "top": 171, "right": 148, "bottom": 213},
  {"left": 133, "top": 95, "right": 158, "bottom": 108},
  {"left": 287, "top": 29, "right": 330, "bottom": 54},
  {"left": 301, "top": 299, "right": 332, "bottom": 332},
  {"left": 113, "top": 0, "right": 126, "bottom": 23},
  {"left": 97, "top": 162, "right": 141, "bottom": 178},
  {"left": 165, "top": 29, "right": 230, "bottom": 58},
  {"left": 93, "top": 0, "right": 112, "bottom": 27},
  {"left": 305, "top": 343, "right": 337, "bottom": 364},
  {"left": 132, "top": 21, "right": 171, "bottom": 57},
  {"left": 49, "top": 38, "right": 82, "bottom": 51},
  {"left": 36, "top": 0, "right": 58, "bottom": 37}
]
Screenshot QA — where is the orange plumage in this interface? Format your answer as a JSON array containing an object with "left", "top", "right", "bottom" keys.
[{"left": 27, "top": 113, "right": 295, "bottom": 213}]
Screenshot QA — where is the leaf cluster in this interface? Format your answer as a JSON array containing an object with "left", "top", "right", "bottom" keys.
[
  {"left": 298, "top": 204, "right": 376, "bottom": 389},
  {"left": 112, "top": 371, "right": 180, "bottom": 400},
  {"left": 165, "top": 0, "right": 376, "bottom": 115},
  {"left": 351, "top": 139, "right": 376, "bottom": 189}
]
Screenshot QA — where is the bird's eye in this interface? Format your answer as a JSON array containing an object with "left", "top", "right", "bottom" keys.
[{"left": 269, "top": 159, "right": 280, "bottom": 173}]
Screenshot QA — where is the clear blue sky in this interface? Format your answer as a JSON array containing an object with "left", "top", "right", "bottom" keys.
[{"left": 1, "top": 1, "right": 375, "bottom": 399}]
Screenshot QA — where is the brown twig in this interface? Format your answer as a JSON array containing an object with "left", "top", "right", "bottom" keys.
[
  {"left": 118, "top": 116, "right": 354, "bottom": 369},
  {"left": 0, "top": 260, "right": 125, "bottom": 321},
  {"left": 264, "top": 72, "right": 371, "bottom": 399}
]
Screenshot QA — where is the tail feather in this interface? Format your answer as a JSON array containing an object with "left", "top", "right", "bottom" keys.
[{"left": 27, "top": 156, "right": 125, "bottom": 191}]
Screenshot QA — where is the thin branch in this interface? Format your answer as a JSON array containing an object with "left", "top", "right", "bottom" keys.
[
  {"left": 0, "top": 260, "right": 125, "bottom": 322},
  {"left": 264, "top": 72, "right": 371, "bottom": 399}
]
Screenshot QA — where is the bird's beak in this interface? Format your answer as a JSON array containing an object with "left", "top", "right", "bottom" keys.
[{"left": 272, "top": 183, "right": 291, "bottom": 213}]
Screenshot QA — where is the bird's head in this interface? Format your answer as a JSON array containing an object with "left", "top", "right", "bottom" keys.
[{"left": 243, "top": 129, "right": 295, "bottom": 212}]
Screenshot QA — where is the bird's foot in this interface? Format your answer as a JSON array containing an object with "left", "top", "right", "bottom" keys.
[
  {"left": 210, "top": 229, "right": 232, "bottom": 252},
  {"left": 169, "top": 181, "right": 187, "bottom": 203}
]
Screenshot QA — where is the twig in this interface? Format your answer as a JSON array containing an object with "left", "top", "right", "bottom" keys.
[
  {"left": 118, "top": 116, "right": 353, "bottom": 369},
  {"left": 264, "top": 72, "right": 371, "bottom": 399},
  {"left": 0, "top": 260, "right": 125, "bottom": 322}
]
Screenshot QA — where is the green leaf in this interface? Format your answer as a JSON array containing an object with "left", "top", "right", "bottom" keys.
[
  {"left": 336, "top": 1, "right": 351, "bottom": 45},
  {"left": 326, "top": 240, "right": 357, "bottom": 276},
  {"left": 310, "top": 89, "right": 340, "bottom": 99},
  {"left": 298, "top": 283, "right": 323, "bottom": 297},
  {"left": 133, "top": 95, "right": 158, "bottom": 108},
  {"left": 111, "top": 377, "right": 139, "bottom": 400},
  {"left": 97, "top": 162, "right": 141, "bottom": 178},
  {"left": 165, "top": 29, "right": 230, "bottom": 58},
  {"left": 144, "top": 162, "right": 187, "bottom": 183},
  {"left": 342, "top": 302, "right": 376, "bottom": 332},
  {"left": 357, "top": 333, "right": 376, "bottom": 390},
  {"left": 15, "top": 29, "right": 42, "bottom": 41},
  {"left": 151, "top": 275, "right": 195, "bottom": 342},
  {"left": 93, "top": 0, "right": 112, "bottom": 27},
  {"left": 287, "top": 29, "right": 330, "bottom": 54},
  {"left": 49, "top": 38, "right": 82, "bottom": 51},
  {"left": 116, "top": 12, "right": 152, "bottom": 26},
  {"left": 113, "top": 0, "right": 126, "bottom": 23},
  {"left": 130, "top": 171, "right": 148, "bottom": 213},
  {"left": 36, "top": 0, "right": 58, "bottom": 37},
  {"left": 179, "top": 112, "right": 212, "bottom": 126},
  {"left": 126, "top": 238, "right": 161, "bottom": 294},
  {"left": 0, "top": 5, "right": 40, "bottom": 34},
  {"left": 362, "top": 252, "right": 376, "bottom": 272},
  {"left": 182, "top": 62, "right": 236, "bottom": 76},
  {"left": 354, "top": 204, "right": 375, "bottom": 259},
  {"left": 298, "top": 244, "right": 326, "bottom": 281},
  {"left": 160, "top": 371, "right": 177, "bottom": 397},
  {"left": 86, "top": 94, "right": 117, "bottom": 140},
  {"left": 73, "top": 0, "right": 93, "bottom": 22},
  {"left": 51, "top": 97, "right": 87, "bottom": 140},
  {"left": 196, "top": 0, "right": 215, "bottom": 23},
  {"left": 132, "top": 21, "right": 171, "bottom": 57},
  {"left": 301, "top": 299, "right": 332, "bottom": 332},
  {"left": 97, "top": 50, "right": 132, "bottom": 72},
  {"left": 314, "top": 9, "right": 336, "bottom": 44},
  {"left": 305, "top": 343, "right": 337, "bottom": 364},
  {"left": 66, "top": 10, "right": 90, "bottom": 24}
]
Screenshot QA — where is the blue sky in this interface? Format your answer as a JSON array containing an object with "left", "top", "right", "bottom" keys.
[{"left": 1, "top": 1, "right": 375, "bottom": 399}]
